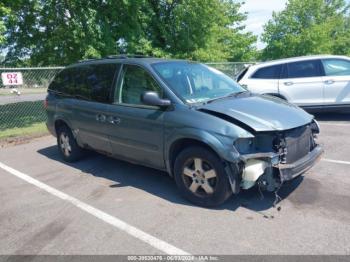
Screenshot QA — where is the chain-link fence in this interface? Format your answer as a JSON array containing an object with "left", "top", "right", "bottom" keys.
[
  {"left": 206, "top": 62, "right": 255, "bottom": 78},
  {"left": 0, "top": 62, "right": 252, "bottom": 133},
  {"left": 0, "top": 67, "right": 63, "bottom": 89},
  {"left": 0, "top": 67, "right": 63, "bottom": 131}
]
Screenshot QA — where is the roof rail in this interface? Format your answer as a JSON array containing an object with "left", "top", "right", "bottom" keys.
[
  {"left": 77, "top": 58, "right": 101, "bottom": 63},
  {"left": 105, "top": 54, "right": 153, "bottom": 59},
  {"left": 105, "top": 55, "right": 128, "bottom": 59},
  {"left": 77, "top": 54, "right": 154, "bottom": 63}
]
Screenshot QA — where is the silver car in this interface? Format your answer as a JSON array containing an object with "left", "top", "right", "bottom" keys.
[{"left": 238, "top": 55, "right": 350, "bottom": 112}]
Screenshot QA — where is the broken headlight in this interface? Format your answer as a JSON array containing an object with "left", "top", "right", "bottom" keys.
[
  {"left": 310, "top": 119, "right": 320, "bottom": 134},
  {"left": 234, "top": 138, "right": 254, "bottom": 154}
]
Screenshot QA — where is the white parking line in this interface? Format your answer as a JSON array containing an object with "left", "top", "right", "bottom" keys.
[
  {"left": 322, "top": 158, "right": 350, "bottom": 165},
  {"left": 318, "top": 122, "right": 350, "bottom": 127},
  {"left": 0, "top": 161, "right": 189, "bottom": 255}
]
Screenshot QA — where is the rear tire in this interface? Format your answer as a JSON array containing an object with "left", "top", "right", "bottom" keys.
[
  {"left": 56, "top": 125, "right": 84, "bottom": 162},
  {"left": 174, "top": 146, "right": 232, "bottom": 207}
]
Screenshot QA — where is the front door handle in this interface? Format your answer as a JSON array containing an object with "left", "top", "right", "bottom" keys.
[
  {"left": 284, "top": 81, "right": 294, "bottom": 86},
  {"left": 108, "top": 116, "right": 121, "bottom": 125},
  {"left": 324, "top": 79, "right": 334, "bottom": 85},
  {"left": 96, "top": 114, "right": 106, "bottom": 122}
]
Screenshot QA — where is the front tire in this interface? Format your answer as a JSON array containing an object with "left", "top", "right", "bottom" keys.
[
  {"left": 57, "top": 125, "right": 84, "bottom": 162},
  {"left": 174, "top": 146, "right": 232, "bottom": 207}
]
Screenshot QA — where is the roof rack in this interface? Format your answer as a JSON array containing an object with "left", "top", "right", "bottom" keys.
[
  {"left": 77, "top": 58, "right": 101, "bottom": 63},
  {"left": 105, "top": 54, "right": 153, "bottom": 59},
  {"left": 77, "top": 54, "right": 154, "bottom": 63}
]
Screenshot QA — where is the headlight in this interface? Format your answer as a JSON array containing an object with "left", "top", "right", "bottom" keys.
[{"left": 234, "top": 138, "right": 254, "bottom": 154}]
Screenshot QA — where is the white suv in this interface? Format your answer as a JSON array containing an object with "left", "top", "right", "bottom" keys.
[{"left": 237, "top": 55, "right": 350, "bottom": 111}]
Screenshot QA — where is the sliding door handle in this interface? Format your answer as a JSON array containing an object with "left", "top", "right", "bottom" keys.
[
  {"left": 96, "top": 114, "right": 106, "bottom": 122},
  {"left": 108, "top": 116, "right": 121, "bottom": 125},
  {"left": 324, "top": 79, "right": 334, "bottom": 85}
]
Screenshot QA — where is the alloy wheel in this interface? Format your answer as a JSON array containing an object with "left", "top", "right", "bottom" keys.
[
  {"left": 182, "top": 157, "right": 217, "bottom": 197},
  {"left": 60, "top": 132, "right": 72, "bottom": 157}
]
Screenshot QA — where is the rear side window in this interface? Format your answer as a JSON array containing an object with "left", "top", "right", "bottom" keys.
[
  {"left": 73, "top": 63, "right": 119, "bottom": 102},
  {"left": 251, "top": 64, "right": 282, "bottom": 79},
  {"left": 286, "top": 60, "right": 322, "bottom": 78},
  {"left": 322, "top": 59, "right": 350, "bottom": 76}
]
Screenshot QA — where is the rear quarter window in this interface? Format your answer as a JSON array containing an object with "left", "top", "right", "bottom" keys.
[{"left": 49, "top": 68, "right": 74, "bottom": 95}]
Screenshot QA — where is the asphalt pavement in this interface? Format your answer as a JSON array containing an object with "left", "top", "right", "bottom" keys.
[
  {"left": 0, "top": 93, "right": 46, "bottom": 105},
  {"left": 0, "top": 114, "right": 349, "bottom": 255}
]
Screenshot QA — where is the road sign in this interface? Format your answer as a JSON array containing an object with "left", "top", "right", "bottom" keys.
[{"left": 1, "top": 72, "right": 23, "bottom": 86}]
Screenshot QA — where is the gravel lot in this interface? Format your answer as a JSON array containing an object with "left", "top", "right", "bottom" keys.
[{"left": 0, "top": 113, "right": 349, "bottom": 256}]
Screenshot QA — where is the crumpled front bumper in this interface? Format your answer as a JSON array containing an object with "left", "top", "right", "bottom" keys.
[{"left": 276, "top": 145, "right": 324, "bottom": 181}]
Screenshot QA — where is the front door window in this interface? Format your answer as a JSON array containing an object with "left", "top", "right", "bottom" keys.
[{"left": 115, "top": 65, "right": 163, "bottom": 105}]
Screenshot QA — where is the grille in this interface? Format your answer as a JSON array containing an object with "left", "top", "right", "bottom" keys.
[{"left": 284, "top": 125, "right": 311, "bottom": 164}]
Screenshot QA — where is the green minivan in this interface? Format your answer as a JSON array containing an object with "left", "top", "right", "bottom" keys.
[{"left": 46, "top": 55, "right": 323, "bottom": 207}]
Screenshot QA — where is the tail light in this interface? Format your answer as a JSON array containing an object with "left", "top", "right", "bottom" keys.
[{"left": 44, "top": 98, "right": 48, "bottom": 109}]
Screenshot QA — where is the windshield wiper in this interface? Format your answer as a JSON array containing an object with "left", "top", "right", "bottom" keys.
[{"left": 206, "top": 90, "right": 249, "bottom": 104}]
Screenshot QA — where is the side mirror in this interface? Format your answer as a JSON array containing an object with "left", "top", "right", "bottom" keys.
[{"left": 141, "top": 91, "right": 171, "bottom": 107}]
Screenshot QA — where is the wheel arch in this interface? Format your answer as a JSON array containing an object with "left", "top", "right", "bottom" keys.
[
  {"left": 55, "top": 119, "right": 69, "bottom": 133},
  {"left": 165, "top": 128, "right": 240, "bottom": 176},
  {"left": 168, "top": 138, "right": 221, "bottom": 176},
  {"left": 54, "top": 116, "right": 74, "bottom": 136}
]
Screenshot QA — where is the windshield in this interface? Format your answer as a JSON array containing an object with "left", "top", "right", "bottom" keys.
[{"left": 152, "top": 61, "right": 245, "bottom": 104}]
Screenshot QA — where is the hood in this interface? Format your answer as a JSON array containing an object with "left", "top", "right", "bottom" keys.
[{"left": 197, "top": 94, "right": 313, "bottom": 132}]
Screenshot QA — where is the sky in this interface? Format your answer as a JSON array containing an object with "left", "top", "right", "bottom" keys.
[
  {"left": 242, "top": 0, "right": 350, "bottom": 49},
  {"left": 240, "top": 0, "right": 288, "bottom": 49}
]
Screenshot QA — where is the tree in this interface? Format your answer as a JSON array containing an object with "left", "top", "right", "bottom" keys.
[
  {"left": 138, "top": 0, "right": 257, "bottom": 61},
  {"left": 1, "top": 0, "right": 148, "bottom": 66},
  {"left": 261, "top": 0, "right": 350, "bottom": 60},
  {"left": 0, "top": 3, "right": 11, "bottom": 46},
  {"left": 1, "top": 0, "right": 257, "bottom": 66}
]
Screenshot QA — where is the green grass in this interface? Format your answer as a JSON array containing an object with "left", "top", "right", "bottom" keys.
[
  {"left": 0, "top": 100, "right": 48, "bottom": 140},
  {"left": 0, "top": 100, "right": 47, "bottom": 130},
  {"left": 0, "top": 122, "right": 48, "bottom": 140}
]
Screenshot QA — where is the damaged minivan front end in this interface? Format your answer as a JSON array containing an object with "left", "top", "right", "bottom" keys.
[
  {"left": 197, "top": 94, "right": 324, "bottom": 195},
  {"left": 235, "top": 120, "right": 323, "bottom": 193}
]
